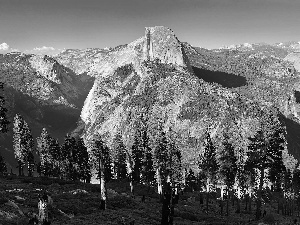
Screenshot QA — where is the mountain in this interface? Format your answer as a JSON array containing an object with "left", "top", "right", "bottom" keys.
[
  {"left": 1, "top": 26, "right": 299, "bottom": 175},
  {"left": 183, "top": 41, "right": 300, "bottom": 160},
  {"left": 78, "top": 26, "right": 299, "bottom": 171},
  {"left": 0, "top": 52, "right": 94, "bottom": 171}
]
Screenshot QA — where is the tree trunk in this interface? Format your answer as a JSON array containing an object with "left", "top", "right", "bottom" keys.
[
  {"left": 126, "top": 158, "right": 134, "bottom": 196},
  {"left": 256, "top": 167, "right": 264, "bottom": 220},
  {"left": 236, "top": 186, "right": 241, "bottom": 213},
  {"left": 99, "top": 157, "right": 106, "bottom": 210},
  {"left": 18, "top": 161, "right": 22, "bottom": 176},
  {"left": 249, "top": 192, "right": 252, "bottom": 213},
  {"left": 157, "top": 168, "right": 163, "bottom": 199},
  {"left": 206, "top": 178, "right": 210, "bottom": 211}
]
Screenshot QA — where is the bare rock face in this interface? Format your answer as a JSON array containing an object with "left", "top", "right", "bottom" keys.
[
  {"left": 80, "top": 26, "right": 295, "bottom": 169},
  {"left": 285, "top": 52, "right": 300, "bottom": 72}
]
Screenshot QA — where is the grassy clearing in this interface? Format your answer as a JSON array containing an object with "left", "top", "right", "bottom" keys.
[{"left": 0, "top": 176, "right": 299, "bottom": 225}]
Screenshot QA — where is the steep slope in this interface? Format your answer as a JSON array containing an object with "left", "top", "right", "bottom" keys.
[
  {"left": 0, "top": 52, "right": 94, "bottom": 172},
  {"left": 80, "top": 26, "right": 296, "bottom": 170},
  {"left": 183, "top": 42, "right": 300, "bottom": 161}
]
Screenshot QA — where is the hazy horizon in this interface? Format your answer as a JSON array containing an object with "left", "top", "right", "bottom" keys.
[{"left": 1, "top": 0, "right": 300, "bottom": 55}]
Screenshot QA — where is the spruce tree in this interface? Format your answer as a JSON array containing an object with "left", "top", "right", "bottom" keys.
[
  {"left": 199, "top": 131, "right": 219, "bottom": 210},
  {"left": 114, "top": 134, "right": 127, "bottom": 180},
  {"left": 0, "top": 82, "right": 9, "bottom": 133},
  {"left": 0, "top": 83, "right": 9, "bottom": 175},
  {"left": 246, "top": 122, "right": 285, "bottom": 220},
  {"left": 23, "top": 120, "right": 35, "bottom": 176},
  {"left": 154, "top": 129, "right": 168, "bottom": 196},
  {"left": 49, "top": 138, "right": 61, "bottom": 178},
  {"left": 132, "top": 129, "right": 143, "bottom": 183},
  {"left": 60, "top": 134, "right": 77, "bottom": 180},
  {"left": 36, "top": 128, "right": 53, "bottom": 177},
  {"left": 90, "top": 137, "right": 108, "bottom": 210},
  {"left": 219, "top": 135, "right": 237, "bottom": 215},
  {"left": 13, "top": 114, "right": 27, "bottom": 176},
  {"left": 77, "top": 138, "right": 91, "bottom": 183}
]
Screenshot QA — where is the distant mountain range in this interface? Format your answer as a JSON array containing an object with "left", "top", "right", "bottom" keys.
[{"left": 1, "top": 26, "right": 300, "bottom": 173}]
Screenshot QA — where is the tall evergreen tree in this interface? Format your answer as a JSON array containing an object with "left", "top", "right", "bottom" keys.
[
  {"left": 219, "top": 135, "right": 237, "bottom": 215},
  {"left": 0, "top": 83, "right": 9, "bottom": 176},
  {"left": 23, "top": 121, "right": 35, "bottom": 176},
  {"left": 132, "top": 129, "right": 143, "bottom": 183},
  {"left": 246, "top": 122, "right": 285, "bottom": 220},
  {"left": 114, "top": 134, "right": 127, "bottom": 180},
  {"left": 199, "top": 131, "right": 219, "bottom": 210},
  {"left": 36, "top": 128, "right": 53, "bottom": 177},
  {"left": 77, "top": 138, "right": 91, "bottom": 183},
  {"left": 49, "top": 138, "right": 61, "bottom": 178},
  {"left": 0, "top": 82, "right": 9, "bottom": 133},
  {"left": 13, "top": 114, "right": 27, "bottom": 176},
  {"left": 60, "top": 134, "right": 77, "bottom": 180},
  {"left": 154, "top": 129, "right": 169, "bottom": 195},
  {"left": 90, "top": 137, "right": 108, "bottom": 210}
]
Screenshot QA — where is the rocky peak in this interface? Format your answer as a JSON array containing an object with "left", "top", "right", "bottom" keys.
[{"left": 143, "top": 26, "right": 188, "bottom": 67}]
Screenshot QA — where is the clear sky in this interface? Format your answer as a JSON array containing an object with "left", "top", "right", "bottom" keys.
[{"left": 0, "top": 0, "right": 300, "bottom": 54}]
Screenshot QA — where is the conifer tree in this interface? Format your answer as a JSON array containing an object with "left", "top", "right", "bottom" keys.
[
  {"left": 0, "top": 82, "right": 9, "bottom": 133},
  {"left": 90, "top": 137, "right": 108, "bottom": 210},
  {"left": 23, "top": 120, "right": 35, "bottom": 176},
  {"left": 77, "top": 138, "right": 91, "bottom": 183},
  {"left": 13, "top": 114, "right": 27, "bottom": 176},
  {"left": 132, "top": 129, "right": 143, "bottom": 182},
  {"left": 246, "top": 121, "right": 285, "bottom": 220},
  {"left": 36, "top": 128, "right": 53, "bottom": 177},
  {"left": 154, "top": 129, "right": 168, "bottom": 196},
  {"left": 0, "top": 83, "right": 9, "bottom": 176},
  {"left": 49, "top": 138, "right": 61, "bottom": 177},
  {"left": 27, "top": 151, "right": 35, "bottom": 177},
  {"left": 60, "top": 134, "right": 77, "bottom": 180},
  {"left": 219, "top": 135, "right": 237, "bottom": 215},
  {"left": 199, "top": 131, "right": 219, "bottom": 210},
  {"left": 114, "top": 134, "right": 127, "bottom": 180},
  {"left": 141, "top": 130, "right": 155, "bottom": 186}
]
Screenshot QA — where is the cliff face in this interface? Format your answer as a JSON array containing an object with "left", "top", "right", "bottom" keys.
[
  {"left": 0, "top": 52, "right": 94, "bottom": 171},
  {"left": 80, "top": 26, "right": 296, "bottom": 169}
]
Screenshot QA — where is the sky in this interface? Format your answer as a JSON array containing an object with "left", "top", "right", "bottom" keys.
[{"left": 0, "top": 0, "right": 300, "bottom": 55}]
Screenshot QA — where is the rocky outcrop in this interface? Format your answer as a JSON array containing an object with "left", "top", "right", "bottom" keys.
[
  {"left": 285, "top": 52, "right": 300, "bottom": 72},
  {"left": 80, "top": 26, "right": 295, "bottom": 169}
]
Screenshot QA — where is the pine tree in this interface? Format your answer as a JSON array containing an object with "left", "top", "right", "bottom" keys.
[
  {"left": 154, "top": 129, "right": 169, "bottom": 196},
  {"left": 219, "top": 135, "right": 237, "bottom": 215},
  {"left": 49, "top": 138, "right": 61, "bottom": 178},
  {"left": 246, "top": 122, "right": 285, "bottom": 220},
  {"left": 132, "top": 129, "right": 143, "bottom": 183},
  {"left": 0, "top": 82, "right": 9, "bottom": 133},
  {"left": 36, "top": 128, "right": 53, "bottom": 177},
  {"left": 13, "top": 114, "right": 27, "bottom": 176},
  {"left": 0, "top": 83, "right": 9, "bottom": 176},
  {"left": 76, "top": 138, "right": 91, "bottom": 183},
  {"left": 23, "top": 120, "right": 35, "bottom": 176},
  {"left": 199, "top": 131, "right": 219, "bottom": 210},
  {"left": 90, "top": 137, "right": 108, "bottom": 210},
  {"left": 114, "top": 134, "right": 127, "bottom": 180},
  {"left": 60, "top": 134, "right": 77, "bottom": 180}
]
